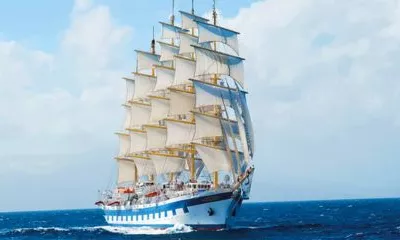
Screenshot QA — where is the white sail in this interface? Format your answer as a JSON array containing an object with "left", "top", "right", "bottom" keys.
[
  {"left": 179, "top": 11, "right": 209, "bottom": 30},
  {"left": 195, "top": 145, "right": 232, "bottom": 173},
  {"left": 150, "top": 154, "right": 186, "bottom": 175},
  {"left": 160, "top": 22, "right": 186, "bottom": 39},
  {"left": 149, "top": 97, "right": 170, "bottom": 123},
  {"left": 174, "top": 56, "right": 196, "bottom": 86},
  {"left": 129, "top": 131, "right": 147, "bottom": 153},
  {"left": 130, "top": 73, "right": 157, "bottom": 99},
  {"left": 169, "top": 90, "right": 195, "bottom": 116},
  {"left": 145, "top": 126, "right": 167, "bottom": 151},
  {"left": 136, "top": 50, "right": 160, "bottom": 72},
  {"left": 193, "top": 45, "right": 245, "bottom": 86},
  {"left": 193, "top": 113, "right": 223, "bottom": 139},
  {"left": 229, "top": 90, "right": 253, "bottom": 164},
  {"left": 117, "top": 159, "right": 137, "bottom": 184},
  {"left": 123, "top": 105, "right": 131, "bottom": 131},
  {"left": 196, "top": 21, "right": 240, "bottom": 54},
  {"left": 101, "top": 4, "right": 257, "bottom": 225},
  {"left": 159, "top": 41, "right": 180, "bottom": 62},
  {"left": 117, "top": 133, "right": 130, "bottom": 157},
  {"left": 154, "top": 66, "right": 174, "bottom": 91},
  {"left": 132, "top": 157, "right": 156, "bottom": 177},
  {"left": 165, "top": 120, "right": 195, "bottom": 147},
  {"left": 130, "top": 103, "right": 151, "bottom": 128},
  {"left": 192, "top": 80, "right": 238, "bottom": 108},
  {"left": 179, "top": 32, "right": 198, "bottom": 55},
  {"left": 237, "top": 90, "right": 255, "bottom": 157},
  {"left": 125, "top": 78, "right": 135, "bottom": 103}
]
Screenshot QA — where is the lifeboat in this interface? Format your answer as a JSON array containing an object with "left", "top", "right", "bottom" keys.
[
  {"left": 145, "top": 191, "right": 160, "bottom": 198},
  {"left": 94, "top": 201, "right": 105, "bottom": 206},
  {"left": 117, "top": 187, "right": 134, "bottom": 194},
  {"left": 107, "top": 201, "right": 121, "bottom": 206}
]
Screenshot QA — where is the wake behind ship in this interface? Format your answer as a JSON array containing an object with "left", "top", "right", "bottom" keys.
[{"left": 95, "top": 0, "right": 255, "bottom": 230}]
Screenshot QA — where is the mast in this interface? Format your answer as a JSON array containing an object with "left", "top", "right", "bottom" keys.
[
  {"left": 213, "top": 0, "right": 217, "bottom": 25},
  {"left": 212, "top": 0, "right": 219, "bottom": 189},
  {"left": 151, "top": 27, "right": 156, "bottom": 76},
  {"left": 115, "top": 1, "right": 253, "bottom": 191},
  {"left": 170, "top": 0, "right": 175, "bottom": 25}
]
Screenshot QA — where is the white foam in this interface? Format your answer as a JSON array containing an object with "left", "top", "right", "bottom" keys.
[
  {"left": 7, "top": 227, "right": 70, "bottom": 234},
  {"left": 96, "top": 223, "right": 193, "bottom": 235},
  {"left": 3, "top": 225, "right": 193, "bottom": 236}
]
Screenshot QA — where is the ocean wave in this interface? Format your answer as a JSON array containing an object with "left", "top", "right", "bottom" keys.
[
  {"left": 228, "top": 222, "right": 325, "bottom": 231},
  {"left": 0, "top": 224, "right": 193, "bottom": 237}
]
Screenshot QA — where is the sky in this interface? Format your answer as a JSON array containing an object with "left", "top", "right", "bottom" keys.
[{"left": 0, "top": 0, "right": 399, "bottom": 212}]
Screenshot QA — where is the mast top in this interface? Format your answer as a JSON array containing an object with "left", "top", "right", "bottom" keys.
[
  {"left": 192, "top": 0, "right": 195, "bottom": 14},
  {"left": 170, "top": 0, "right": 175, "bottom": 25},
  {"left": 213, "top": 0, "right": 217, "bottom": 25},
  {"left": 151, "top": 26, "right": 155, "bottom": 54}
]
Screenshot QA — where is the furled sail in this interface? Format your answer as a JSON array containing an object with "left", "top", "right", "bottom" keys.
[
  {"left": 193, "top": 45, "right": 245, "bottom": 86},
  {"left": 130, "top": 73, "right": 156, "bottom": 99},
  {"left": 149, "top": 96, "right": 170, "bottom": 123},
  {"left": 174, "top": 56, "right": 196, "bottom": 86},
  {"left": 129, "top": 130, "right": 147, "bottom": 154},
  {"left": 133, "top": 157, "right": 156, "bottom": 177},
  {"left": 195, "top": 144, "right": 232, "bottom": 173},
  {"left": 117, "top": 133, "right": 130, "bottom": 157},
  {"left": 165, "top": 120, "right": 195, "bottom": 147},
  {"left": 130, "top": 103, "right": 151, "bottom": 128},
  {"left": 179, "top": 11, "right": 209, "bottom": 30},
  {"left": 196, "top": 21, "right": 240, "bottom": 54},
  {"left": 169, "top": 90, "right": 195, "bottom": 116},
  {"left": 135, "top": 50, "right": 160, "bottom": 72},
  {"left": 117, "top": 159, "right": 137, "bottom": 184},
  {"left": 154, "top": 66, "right": 174, "bottom": 91},
  {"left": 150, "top": 154, "right": 186, "bottom": 175},
  {"left": 145, "top": 126, "right": 167, "bottom": 151},
  {"left": 159, "top": 41, "right": 180, "bottom": 62}
]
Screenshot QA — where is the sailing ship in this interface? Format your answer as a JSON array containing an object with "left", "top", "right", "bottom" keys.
[{"left": 95, "top": 0, "right": 255, "bottom": 230}]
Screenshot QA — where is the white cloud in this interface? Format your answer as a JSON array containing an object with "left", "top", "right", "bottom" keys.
[
  {"left": 222, "top": 0, "right": 400, "bottom": 200},
  {"left": 224, "top": 0, "right": 400, "bottom": 132},
  {"left": 0, "top": 0, "right": 132, "bottom": 173},
  {"left": 1, "top": 0, "right": 400, "bottom": 210}
]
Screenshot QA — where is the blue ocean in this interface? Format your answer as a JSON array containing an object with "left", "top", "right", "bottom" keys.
[{"left": 0, "top": 199, "right": 399, "bottom": 239}]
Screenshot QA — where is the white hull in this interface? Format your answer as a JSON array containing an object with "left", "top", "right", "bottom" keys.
[{"left": 100, "top": 191, "right": 242, "bottom": 230}]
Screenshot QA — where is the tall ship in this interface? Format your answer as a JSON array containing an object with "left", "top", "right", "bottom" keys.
[{"left": 96, "top": 0, "right": 255, "bottom": 230}]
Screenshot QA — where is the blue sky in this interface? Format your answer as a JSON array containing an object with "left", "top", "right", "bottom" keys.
[
  {"left": 0, "top": 0, "right": 399, "bottom": 212},
  {"left": 0, "top": 0, "right": 253, "bottom": 52}
]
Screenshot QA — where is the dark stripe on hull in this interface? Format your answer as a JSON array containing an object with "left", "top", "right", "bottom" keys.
[{"left": 104, "top": 191, "right": 233, "bottom": 216}]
